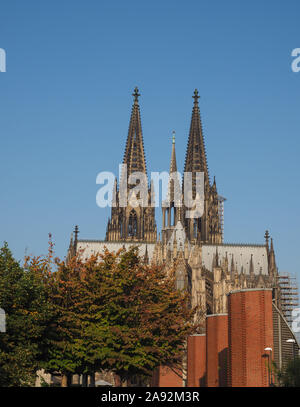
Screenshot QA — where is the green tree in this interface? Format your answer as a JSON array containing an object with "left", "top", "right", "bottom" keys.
[
  {"left": 40, "top": 254, "right": 86, "bottom": 386},
  {"left": 96, "top": 247, "right": 197, "bottom": 384},
  {"left": 44, "top": 247, "right": 197, "bottom": 385},
  {"left": 0, "top": 243, "right": 52, "bottom": 386}
]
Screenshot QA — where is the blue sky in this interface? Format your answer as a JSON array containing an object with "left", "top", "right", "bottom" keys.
[{"left": 0, "top": 0, "right": 300, "bottom": 281}]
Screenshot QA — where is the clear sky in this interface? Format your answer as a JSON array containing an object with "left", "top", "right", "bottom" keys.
[{"left": 0, "top": 0, "right": 300, "bottom": 282}]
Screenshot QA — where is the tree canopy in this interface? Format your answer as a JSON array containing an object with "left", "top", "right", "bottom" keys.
[
  {"left": 0, "top": 243, "right": 53, "bottom": 386},
  {"left": 0, "top": 242, "right": 197, "bottom": 386},
  {"left": 44, "top": 247, "right": 197, "bottom": 384}
]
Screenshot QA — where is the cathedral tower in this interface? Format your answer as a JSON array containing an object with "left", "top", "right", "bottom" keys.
[
  {"left": 106, "top": 88, "right": 157, "bottom": 243},
  {"left": 183, "top": 90, "right": 222, "bottom": 244}
]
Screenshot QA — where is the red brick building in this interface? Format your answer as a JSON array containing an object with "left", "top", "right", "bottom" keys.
[
  {"left": 153, "top": 288, "right": 299, "bottom": 387},
  {"left": 227, "top": 289, "right": 273, "bottom": 387},
  {"left": 187, "top": 335, "right": 206, "bottom": 387},
  {"left": 206, "top": 314, "right": 228, "bottom": 387},
  {"left": 151, "top": 365, "right": 183, "bottom": 387}
]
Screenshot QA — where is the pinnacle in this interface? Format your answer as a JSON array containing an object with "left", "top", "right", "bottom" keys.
[
  {"left": 169, "top": 131, "right": 178, "bottom": 173},
  {"left": 167, "top": 132, "right": 181, "bottom": 205}
]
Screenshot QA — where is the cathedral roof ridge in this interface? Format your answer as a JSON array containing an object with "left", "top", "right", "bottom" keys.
[
  {"left": 202, "top": 242, "right": 266, "bottom": 248},
  {"left": 78, "top": 239, "right": 156, "bottom": 245}
]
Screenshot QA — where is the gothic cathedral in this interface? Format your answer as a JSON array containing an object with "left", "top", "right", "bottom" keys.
[{"left": 69, "top": 88, "right": 282, "bottom": 329}]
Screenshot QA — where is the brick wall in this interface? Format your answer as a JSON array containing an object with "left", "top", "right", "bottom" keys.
[
  {"left": 228, "top": 288, "right": 273, "bottom": 387},
  {"left": 206, "top": 314, "right": 228, "bottom": 387},
  {"left": 187, "top": 335, "right": 206, "bottom": 387},
  {"left": 151, "top": 365, "right": 183, "bottom": 387}
]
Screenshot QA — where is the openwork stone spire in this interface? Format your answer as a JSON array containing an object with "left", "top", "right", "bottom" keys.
[
  {"left": 184, "top": 89, "right": 209, "bottom": 186},
  {"left": 106, "top": 88, "right": 156, "bottom": 243},
  {"left": 181, "top": 90, "right": 222, "bottom": 244},
  {"left": 122, "top": 87, "right": 147, "bottom": 178}
]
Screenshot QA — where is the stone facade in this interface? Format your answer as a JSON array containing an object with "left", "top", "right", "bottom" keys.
[
  {"left": 65, "top": 89, "right": 297, "bottom": 387},
  {"left": 68, "top": 88, "right": 282, "bottom": 329}
]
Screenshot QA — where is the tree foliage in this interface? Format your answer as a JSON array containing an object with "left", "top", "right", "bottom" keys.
[
  {"left": 0, "top": 243, "right": 52, "bottom": 386},
  {"left": 0, "top": 242, "right": 197, "bottom": 386},
  {"left": 44, "top": 247, "right": 197, "bottom": 383}
]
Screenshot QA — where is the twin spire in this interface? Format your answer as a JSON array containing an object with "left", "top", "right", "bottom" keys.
[
  {"left": 123, "top": 87, "right": 147, "bottom": 178},
  {"left": 123, "top": 87, "right": 209, "bottom": 185},
  {"left": 110, "top": 87, "right": 220, "bottom": 244},
  {"left": 184, "top": 89, "right": 209, "bottom": 186}
]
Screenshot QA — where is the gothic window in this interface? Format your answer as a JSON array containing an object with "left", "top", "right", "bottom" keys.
[
  {"left": 176, "top": 268, "right": 185, "bottom": 291},
  {"left": 193, "top": 219, "right": 197, "bottom": 238},
  {"left": 119, "top": 216, "right": 123, "bottom": 237},
  {"left": 128, "top": 210, "right": 138, "bottom": 237}
]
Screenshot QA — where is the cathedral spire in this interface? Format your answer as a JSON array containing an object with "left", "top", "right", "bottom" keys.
[
  {"left": 67, "top": 232, "right": 75, "bottom": 262},
  {"left": 74, "top": 225, "right": 79, "bottom": 250},
  {"left": 249, "top": 254, "right": 254, "bottom": 275},
  {"left": 184, "top": 89, "right": 209, "bottom": 187},
  {"left": 107, "top": 89, "right": 156, "bottom": 243},
  {"left": 264, "top": 230, "right": 270, "bottom": 254},
  {"left": 268, "top": 238, "right": 277, "bottom": 275},
  {"left": 170, "top": 131, "right": 177, "bottom": 173},
  {"left": 270, "top": 237, "right": 274, "bottom": 252},
  {"left": 167, "top": 131, "right": 181, "bottom": 205},
  {"left": 123, "top": 87, "right": 147, "bottom": 178},
  {"left": 162, "top": 132, "right": 182, "bottom": 239},
  {"left": 231, "top": 254, "right": 235, "bottom": 275},
  {"left": 182, "top": 90, "right": 221, "bottom": 244},
  {"left": 144, "top": 245, "right": 149, "bottom": 264}
]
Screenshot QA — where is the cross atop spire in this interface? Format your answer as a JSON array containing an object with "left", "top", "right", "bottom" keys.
[
  {"left": 193, "top": 89, "right": 200, "bottom": 103},
  {"left": 132, "top": 87, "right": 140, "bottom": 103}
]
